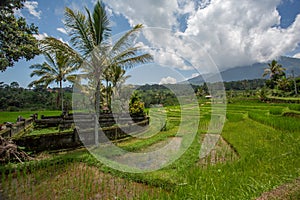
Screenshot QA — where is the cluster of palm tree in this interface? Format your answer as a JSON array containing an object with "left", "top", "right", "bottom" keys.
[
  {"left": 29, "top": 1, "right": 153, "bottom": 115},
  {"left": 262, "top": 60, "right": 298, "bottom": 96}
]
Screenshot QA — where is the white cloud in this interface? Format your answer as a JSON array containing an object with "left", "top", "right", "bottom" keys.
[
  {"left": 159, "top": 76, "right": 177, "bottom": 85},
  {"left": 182, "top": 0, "right": 300, "bottom": 69},
  {"left": 57, "top": 27, "right": 68, "bottom": 35},
  {"left": 192, "top": 73, "right": 200, "bottom": 78},
  {"left": 102, "top": 0, "right": 181, "bottom": 28},
  {"left": 33, "top": 33, "right": 48, "bottom": 40},
  {"left": 57, "top": 37, "right": 70, "bottom": 46},
  {"left": 104, "top": 0, "right": 300, "bottom": 73},
  {"left": 293, "top": 52, "right": 300, "bottom": 59},
  {"left": 24, "top": 1, "right": 41, "bottom": 19}
]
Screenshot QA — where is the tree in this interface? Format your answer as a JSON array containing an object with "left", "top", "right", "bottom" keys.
[
  {"left": 0, "top": 0, "right": 40, "bottom": 71},
  {"left": 111, "top": 65, "right": 130, "bottom": 98},
  {"left": 104, "top": 64, "right": 130, "bottom": 110},
  {"left": 28, "top": 38, "right": 80, "bottom": 112},
  {"left": 263, "top": 60, "right": 286, "bottom": 89},
  {"left": 292, "top": 70, "right": 298, "bottom": 96},
  {"left": 276, "top": 77, "right": 292, "bottom": 92},
  {"left": 129, "top": 91, "right": 145, "bottom": 117},
  {"left": 64, "top": 1, "right": 153, "bottom": 145},
  {"left": 10, "top": 81, "right": 20, "bottom": 89}
]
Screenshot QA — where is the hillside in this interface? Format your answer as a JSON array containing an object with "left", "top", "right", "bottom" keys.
[{"left": 188, "top": 56, "right": 300, "bottom": 85}]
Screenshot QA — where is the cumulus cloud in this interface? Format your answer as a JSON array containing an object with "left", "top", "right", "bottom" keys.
[
  {"left": 159, "top": 76, "right": 177, "bottom": 85},
  {"left": 293, "top": 52, "right": 300, "bottom": 59},
  {"left": 102, "top": 0, "right": 181, "bottom": 28},
  {"left": 57, "top": 27, "right": 68, "bottom": 35},
  {"left": 183, "top": 0, "right": 300, "bottom": 69},
  {"left": 103, "top": 0, "right": 300, "bottom": 73},
  {"left": 24, "top": 1, "right": 41, "bottom": 19}
]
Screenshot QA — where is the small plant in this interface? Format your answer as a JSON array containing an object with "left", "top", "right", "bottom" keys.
[{"left": 129, "top": 91, "right": 145, "bottom": 117}]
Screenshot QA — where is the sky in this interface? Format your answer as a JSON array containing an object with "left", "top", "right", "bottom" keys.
[{"left": 1, "top": 0, "right": 300, "bottom": 87}]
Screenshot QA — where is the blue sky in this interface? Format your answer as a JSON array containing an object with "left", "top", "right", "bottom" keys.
[{"left": 1, "top": 0, "right": 300, "bottom": 87}]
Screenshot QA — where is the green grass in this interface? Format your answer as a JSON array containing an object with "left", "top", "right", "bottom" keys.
[
  {"left": 248, "top": 110, "right": 300, "bottom": 132},
  {"left": 288, "top": 104, "right": 300, "bottom": 111},
  {"left": 0, "top": 110, "right": 62, "bottom": 123},
  {"left": 1, "top": 100, "right": 300, "bottom": 199},
  {"left": 28, "top": 127, "right": 74, "bottom": 136}
]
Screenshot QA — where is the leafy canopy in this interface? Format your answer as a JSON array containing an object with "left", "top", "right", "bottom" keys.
[{"left": 0, "top": 0, "right": 40, "bottom": 71}]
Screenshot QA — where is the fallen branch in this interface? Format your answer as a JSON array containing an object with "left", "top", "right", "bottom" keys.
[{"left": 0, "top": 136, "right": 32, "bottom": 164}]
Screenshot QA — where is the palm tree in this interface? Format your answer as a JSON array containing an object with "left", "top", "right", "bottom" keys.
[
  {"left": 64, "top": 1, "right": 153, "bottom": 145},
  {"left": 263, "top": 60, "right": 286, "bottom": 80},
  {"left": 103, "top": 67, "right": 112, "bottom": 110},
  {"left": 103, "top": 64, "right": 130, "bottom": 110},
  {"left": 28, "top": 38, "right": 80, "bottom": 112},
  {"left": 111, "top": 64, "right": 130, "bottom": 96}
]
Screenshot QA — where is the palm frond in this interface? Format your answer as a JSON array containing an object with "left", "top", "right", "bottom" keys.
[
  {"left": 93, "top": 1, "right": 111, "bottom": 44},
  {"left": 64, "top": 7, "right": 93, "bottom": 55},
  {"left": 43, "top": 52, "right": 58, "bottom": 71},
  {"left": 112, "top": 46, "right": 141, "bottom": 61},
  {"left": 112, "top": 24, "right": 143, "bottom": 53},
  {"left": 115, "top": 53, "right": 153, "bottom": 69},
  {"left": 85, "top": 7, "right": 97, "bottom": 46}
]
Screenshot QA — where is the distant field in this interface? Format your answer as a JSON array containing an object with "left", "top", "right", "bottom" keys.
[{"left": 0, "top": 110, "right": 62, "bottom": 123}]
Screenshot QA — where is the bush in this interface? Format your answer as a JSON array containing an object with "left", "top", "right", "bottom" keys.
[
  {"left": 129, "top": 91, "right": 145, "bottom": 116},
  {"left": 6, "top": 106, "right": 19, "bottom": 112}
]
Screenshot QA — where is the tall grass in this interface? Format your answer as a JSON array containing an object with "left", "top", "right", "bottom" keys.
[
  {"left": 1, "top": 100, "right": 300, "bottom": 199},
  {"left": 248, "top": 111, "right": 300, "bottom": 132},
  {"left": 288, "top": 104, "right": 300, "bottom": 111},
  {"left": 0, "top": 157, "right": 162, "bottom": 199}
]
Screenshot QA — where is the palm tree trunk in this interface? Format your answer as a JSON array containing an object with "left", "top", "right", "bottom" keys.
[
  {"left": 106, "top": 79, "right": 109, "bottom": 110},
  {"left": 60, "top": 80, "right": 63, "bottom": 113},
  {"left": 94, "top": 81, "right": 100, "bottom": 146}
]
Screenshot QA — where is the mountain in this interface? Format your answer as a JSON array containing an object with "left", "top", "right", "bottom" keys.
[{"left": 187, "top": 56, "right": 300, "bottom": 85}]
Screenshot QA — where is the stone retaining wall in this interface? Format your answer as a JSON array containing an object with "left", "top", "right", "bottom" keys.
[
  {"left": 14, "top": 119, "right": 149, "bottom": 152},
  {"left": 0, "top": 118, "right": 34, "bottom": 138}
]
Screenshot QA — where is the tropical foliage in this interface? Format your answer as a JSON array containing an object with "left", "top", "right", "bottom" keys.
[
  {"left": 129, "top": 91, "right": 145, "bottom": 116},
  {"left": 63, "top": 1, "right": 153, "bottom": 116},
  {"left": 262, "top": 60, "right": 299, "bottom": 97},
  {"left": 0, "top": 81, "right": 73, "bottom": 111},
  {"left": 0, "top": 0, "right": 40, "bottom": 71},
  {"left": 28, "top": 38, "right": 80, "bottom": 111}
]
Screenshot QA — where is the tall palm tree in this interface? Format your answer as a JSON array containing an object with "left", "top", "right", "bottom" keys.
[
  {"left": 64, "top": 1, "right": 153, "bottom": 145},
  {"left": 263, "top": 60, "right": 286, "bottom": 80},
  {"left": 103, "top": 64, "right": 131, "bottom": 110},
  {"left": 110, "top": 64, "right": 130, "bottom": 98},
  {"left": 28, "top": 38, "right": 80, "bottom": 112}
]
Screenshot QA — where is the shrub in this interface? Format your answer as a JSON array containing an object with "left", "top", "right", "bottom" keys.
[{"left": 129, "top": 91, "right": 145, "bottom": 116}]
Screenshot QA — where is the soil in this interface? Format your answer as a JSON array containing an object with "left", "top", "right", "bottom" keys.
[
  {"left": 198, "top": 134, "right": 239, "bottom": 166},
  {"left": 256, "top": 178, "right": 300, "bottom": 200}
]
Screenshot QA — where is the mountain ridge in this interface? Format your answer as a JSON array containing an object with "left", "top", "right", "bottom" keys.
[{"left": 187, "top": 56, "right": 300, "bottom": 85}]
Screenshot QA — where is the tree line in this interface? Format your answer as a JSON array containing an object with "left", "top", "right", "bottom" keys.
[{"left": 0, "top": 81, "right": 73, "bottom": 111}]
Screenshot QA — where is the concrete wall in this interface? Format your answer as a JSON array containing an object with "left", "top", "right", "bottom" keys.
[{"left": 0, "top": 118, "right": 34, "bottom": 138}]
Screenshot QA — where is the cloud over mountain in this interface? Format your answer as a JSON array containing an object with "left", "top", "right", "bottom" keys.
[{"left": 103, "top": 0, "right": 300, "bottom": 73}]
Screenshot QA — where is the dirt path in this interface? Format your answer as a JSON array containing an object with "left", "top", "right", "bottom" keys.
[
  {"left": 256, "top": 178, "right": 300, "bottom": 200},
  {"left": 199, "top": 134, "right": 239, "bottom": 166},
  {"left": 112, "top": 137, "right": 183, "bottom": 171}
]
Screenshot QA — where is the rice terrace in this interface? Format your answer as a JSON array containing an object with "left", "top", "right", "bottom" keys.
[{"left": 1, "top": 0, "right": 300, "bottom": 199}]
